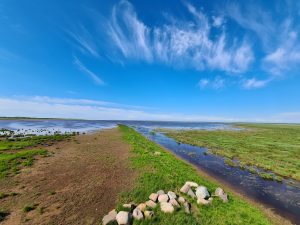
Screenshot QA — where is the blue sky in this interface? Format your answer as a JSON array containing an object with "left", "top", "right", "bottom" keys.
[{"left": 0, "top": 0, "right": 300, "bottom": 122}]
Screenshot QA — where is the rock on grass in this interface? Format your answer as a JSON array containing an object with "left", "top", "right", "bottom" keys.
[
  {"left": 160, "top": 202, "right": 175, "bottom": 213},
  {"left": 116, "top": 211, "right": 132, "bottom": 225}
]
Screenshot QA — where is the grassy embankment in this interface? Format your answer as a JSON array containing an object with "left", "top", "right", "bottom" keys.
[
  {"left": 117, "top": 125, "right": 276, "bottom": 225},
  {"left": 161, "top": 123, "right": 300, "bottom": 181},
  {"left": 0, "top": 132, "right": 70, "bottom": 178}
]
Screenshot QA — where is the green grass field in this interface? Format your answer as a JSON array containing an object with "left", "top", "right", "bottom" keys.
[
  {"left": 0, "top": 134, "right": 70, "bottom": 178},
  {"left": 117, "top": 125, "right": 275, "bottom": 225},
  {"left": 0, "top": 134, "right": 70, "bottom": 151},
  {"left": 0, "top": 149, "right": 48, "bottom": 178},
  {"left": 162, "top": 123, "right": 300, "bottom": 181}
]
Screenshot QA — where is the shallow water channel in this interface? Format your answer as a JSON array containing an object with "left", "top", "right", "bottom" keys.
[{"left": 134, "top": 126, "right": 300, "bottom": 224}]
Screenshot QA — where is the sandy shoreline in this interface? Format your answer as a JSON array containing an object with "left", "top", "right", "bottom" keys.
[{"left": 0, "top": 128, "right": 136, "bottom": 225}]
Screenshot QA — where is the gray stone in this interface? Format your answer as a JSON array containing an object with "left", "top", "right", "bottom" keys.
[
  {"left": 144, "top": 210, "right": 154, "bottom": 219},
  {"left": 169, "top": 198, "right": 180, "bottom": 207},
  {"left": 167, "top": 191, "right": 177, "bottom": 199},
  {"left": 116, "top": 211, "right": 131, "bottom": 225},
  {"left": 183, "top": 202, "right": 191, "bottom": 214},
  {"left": 132, "top": 208, "right": 144, "bottom": 220},
  {"left": 157, "top": 190, "right": 165, "bottom": 195},
  {"left": 158, "top": 194, "right": 169, "bottom": 203},
  {"left": 185, "top": 181, "right": 199, "bottom": 187},
  {"left": 149, "top": 193, "right": 159, "bottom": 202},
  {"left": 160, "top": 202, "right": 174, "bottom": 213},
  {"left": 195, "top": 186, "right": 210, "bottom": 199},
  {"left": 146, "top": 200, "right": 157, "bottom": 208},
  {"left": 102, "top": 209, "right": 117, "bottom": 225},
  {"left": 180, "top": 183, "right": 190, "bottom": 194},
  {"left": 187, "top": 189, "right": 196, "bottom": 199},
  {"left": 178, "top": 196, "right": 186, "bottom": 203}
]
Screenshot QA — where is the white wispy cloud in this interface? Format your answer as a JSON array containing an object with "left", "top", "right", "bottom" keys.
[
  {"left": 197, "top": 79, "right": 209, "bottom": 89},
  {"left": 242, "top": 78, "right": 270, "bottom": 89},
  {"left": 0, "top": 96, "right": 299, "bottom": 123},
  {"left": 73, "top": 56, "right": 105, "bottom": 85},
  {"left": 0, "top": 96, "right": 236, "bottom": 122},
  {"left": 197, "top": 76, "right": 225, "bottom": 90},
  {"left": 225, "top": 3, "right": 275, "bottom": 50},
  {"left": 60, "top": 0, "right": 300, "bottom": 89},
  {"left": 108, "top": 1, "right": 153, "bottom": 62},
  {"left": 226, "top": 3, "right": 300, "bottom": 76},
  {"left": 263, "top": 31, "right": 300, "bottom": 75},
  {"left": 15, "top": 96, "right": 152, "bottom": 110},
  {"left": 212, "top": 16, "right": 224, "bottom": 28},
  {"left": 105, "top": 0, "right": 253, "bottom": 73},
  {"left": 64, "top": 23, "right": 100, "bottom": 58}
]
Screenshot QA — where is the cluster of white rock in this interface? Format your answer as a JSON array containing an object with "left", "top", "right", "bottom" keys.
[
  {"left": 179, "top": 181, "right": 228, "bottom": 205},
  {"left": 102, "top": 181, "right": 228, "bottom": 225}
]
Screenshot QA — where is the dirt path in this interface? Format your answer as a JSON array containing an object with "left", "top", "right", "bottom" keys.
[{"left": 0, "top": 128, "right": 136, "bottom": 225}]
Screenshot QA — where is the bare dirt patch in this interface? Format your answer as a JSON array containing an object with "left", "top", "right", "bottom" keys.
[{"left": 0, "top": 128, "right": 136, "bottom": 225}]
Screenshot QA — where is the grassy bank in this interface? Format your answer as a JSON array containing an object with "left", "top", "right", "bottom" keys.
[
  {"left": 162, "top": 123, "right": 300, "bottom": 181},
  {"left": 118, "top": 125, "right": 274, "bottom": 225}
]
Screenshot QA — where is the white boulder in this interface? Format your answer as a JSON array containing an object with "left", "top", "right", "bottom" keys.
[
  {"left": 146, "top": 200, "right": 157, "bottom": 208},
  {"left": 137, "top": 203, "right": 147, "bottom": 212},
  {"left": 157, "top": 190, "right": 165, "bottom": 195},
  {"left": 195, "top": 186, "right": 210, "bottom": 199},
  {"left": 178, "top": 196, "right": 186, "bottom": 203},
  {"left": 144, "top": 210, "right": 154, "bottom": 219},
  {"left": 197, "top": 198, "right": 210, "bottom": 205},
  {"left": 183, "top": 202, "right": 191, "bottom": 214},
  {"left": 122, "top": 203, "right": 135, "bottom": 209},
  {"left": 116, "top": 211, "right": 131, "bottom": 225},
  {"left": 102, "top": 209, "right": 117, "bottom": 225},
  {"left": 180, "top": 183, "right": 190, "bottom": 193},
  {"left": 149, "top": 193, "right": 159, "bottom": 202},
  {"left": 187, "top": 189, "right": 196, "bottom": 199},
  {"left": 169, "top": 198, "right": 180, "bottom": 207},
  {"left": 158, "top": 194, "right": 169, "bottom": 203},
  {"left": 160, "top": 202, "right": 174, "bottom": 213},
  {"left": 185, "top": 181, "right": 199, "bottom": 187},
  {"left": 215, "top": 187, "right": 228, "bottom": 203},
  {"left": 167, "top": 191, "right": 177, "bottom": 199},
  {"left": 132, "top": 208, "right": 144, "bottom": 220}
]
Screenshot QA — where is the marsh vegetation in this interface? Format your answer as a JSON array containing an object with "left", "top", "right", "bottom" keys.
[{"left": 162, "top": 123, "right": 300, "bottom": 181}]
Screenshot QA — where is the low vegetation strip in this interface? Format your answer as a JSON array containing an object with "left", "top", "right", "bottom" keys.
[
  {"left": 0, "top": 134, "right": 71, "bottom": 151},
  {"left": 163, "top": 123, "right": 300, "bottom": 181},
  {"left": 0, "top": 133, "right": 71, "bottom": 178},
  {"left": 0, "top": 149, "right": 48, "bottom": 178},
  {"left": 118, "top": 125, "right": 273, "bottom": 225}
]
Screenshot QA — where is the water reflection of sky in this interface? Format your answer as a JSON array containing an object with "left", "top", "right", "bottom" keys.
[{"left": 0, "top": 119, "right": 236, "bottom": 135}]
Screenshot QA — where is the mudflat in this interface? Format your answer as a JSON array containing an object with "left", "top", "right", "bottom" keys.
[{"left": 0, "top": 128, "right": 136, "bottom": 225}]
